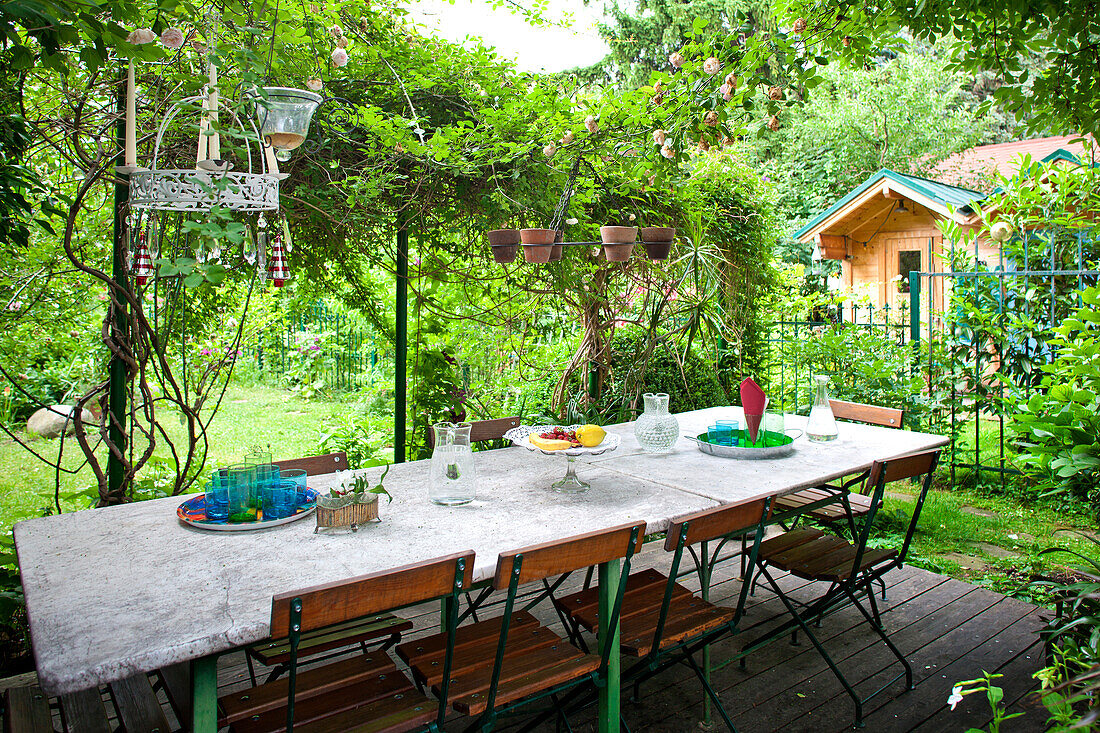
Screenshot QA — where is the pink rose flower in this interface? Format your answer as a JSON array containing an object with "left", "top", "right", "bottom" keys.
[
  {"left": 127, "top": 28, "right": 156, "bottom": 45},
  {"left": 160, "top": 27, "right": 184, "bottom": 49},
  {"left": 703, "top": 57, "right": 721, "bottom": 75},
  {"left": 669, "top": 52, "right": 685, "bottom": 68},
  {"left": 652, "top": 129, "right": 667, "bottom": 145},
  {"left": 307, "top": 78, "right": 324, "bottom": 91},
  {"left": 704, "top": 111, "right": 718, "bottom": 126},
  {"left": 543, "top": 143, "right": 556, "bottom": 158},
  {"left": 660, "top": 142, "right": 675, "bottom": 159},
  {"left": 331, "top": 48, "right": 348, "bottom": 67},
  {"left": 584, "top": 115, "right": 598, "bottom": 133},
  {"left": 561, "top": 130, "right": 575, "bottom": 145}
]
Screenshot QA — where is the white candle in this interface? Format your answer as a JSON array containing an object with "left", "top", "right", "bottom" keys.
[
  {"left": 207, "top": 60, "right": 220, "bottom": 160},
  {"left": 263, "top": 142, "right": 281, "bottom": 177},
  {"left": 125, "top": 61, "right": 137, "bottom": 168}
]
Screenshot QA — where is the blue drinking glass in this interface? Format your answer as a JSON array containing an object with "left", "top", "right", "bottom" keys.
[
  {"left": 204, "top": 481, "right": 229, "bottom": 522},
  {"left": 263, "top": 480, "right": 299, "bottom": 520},
  {"left": 708, "top": 424, "right": 734, "bottom": 446},
  {"left": 716, "top": 419, "right": 740, "bottom": 446},
  {"left": 280, "top": 468, "right": 307, "bottom": 493}
]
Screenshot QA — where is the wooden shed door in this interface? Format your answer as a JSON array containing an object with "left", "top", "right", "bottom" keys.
[{"left": 880, "top": 233, "right": 943, "bottom": 318}]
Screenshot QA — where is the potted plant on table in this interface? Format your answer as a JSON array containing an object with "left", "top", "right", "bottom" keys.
[{"left": 316, "top": 465, "right": 392, "bottom": 533}]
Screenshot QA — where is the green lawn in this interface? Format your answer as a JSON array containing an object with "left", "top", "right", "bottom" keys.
[{"left": 0, "top": 384, "right": 349, "bottom": 535}]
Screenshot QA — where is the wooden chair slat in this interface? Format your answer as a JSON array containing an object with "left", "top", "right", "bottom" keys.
[
  {"left": 877, "top": 449, "right": 939, "bottom": 484},
  {"left": 108, "top": 674, "right": 171, "bottom": 733},
  {"left": 493, "top": 521, "right": 645, "bottom": 588},
  {"left": 270, "top": 551, "right": 474, "bottom": 637},
  {"left": 757, "top": 528, "right": 823, "bottom": 557},
  {"left": 272, "top": 451, "right": 349, "bottom": 476},
  {"left": 4, "top": 687, "right": 53, "bottom": 733},
  {"left": 251, "top": 614, "right": 412, "bottom": 665},
  {"left": 229, "top": 673, "right": 424, "bottom": 733},
  {"left": 829, "top": 399, "right": 904, "bottom": 428},
  {"left": 446, "top": 646, "right": 600, "bottom": 716},
  {"left": 58, "top": 688, "right": 111, "bottom": 733},
  {"left": 426, "top": 417, "right": 521, "bottom": 450},
  {"left": 620, "top": 598, "right": 736, "bottom": 657},
  {"left": 395, "top": 611, "right": 539, "bottom": 670},
  {"left": 664, "top": 497, "right": 769, "bottom": 550},
  {"left": 554, "top": 568, "right": 695, "bottom": 632},
  {"left": 220, "top": 653, "right": 393, "bottom": 724},
  {"left": 410, "top": 623, "right": 563, "bottom": 689}
]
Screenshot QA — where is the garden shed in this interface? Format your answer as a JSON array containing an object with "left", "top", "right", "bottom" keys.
[{"left": 794, "top": 136, "right": 1093, "bottom": 315}]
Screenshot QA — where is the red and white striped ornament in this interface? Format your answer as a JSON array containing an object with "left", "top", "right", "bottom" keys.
[
  {"left": 132, "top": 231, "right": 154, "bottom": 286},
  {"left": 268, "top": 232, "right": 289, "bottom": 287}
]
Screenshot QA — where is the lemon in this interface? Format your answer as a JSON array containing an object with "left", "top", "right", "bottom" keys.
[
  {"left": 530, "top": 434, "right": 572, "bottom": 451},
  {"left": 576, "top": 424, "right": 606, "bottom": 447}
]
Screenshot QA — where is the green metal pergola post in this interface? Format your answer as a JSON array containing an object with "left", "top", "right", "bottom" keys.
[
  {"left": 106, "top": 63, "right": 130, "bottom": 502},
  {"left": 395, "top": 225, "right": 409, "bottom": 463}
]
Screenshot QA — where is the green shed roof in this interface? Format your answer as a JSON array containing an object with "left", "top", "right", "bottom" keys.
[{"left": 792, "top": 169, "right": 986, "bottom": 241}]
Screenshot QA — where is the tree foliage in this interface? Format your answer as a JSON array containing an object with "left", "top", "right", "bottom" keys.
[{"left": 778, "top": 0, "right": 1100, "bottom": 136}]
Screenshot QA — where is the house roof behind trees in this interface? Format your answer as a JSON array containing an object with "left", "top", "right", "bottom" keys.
[{"left": 931, "top": 135, "right": 1094, "bottom": 190}]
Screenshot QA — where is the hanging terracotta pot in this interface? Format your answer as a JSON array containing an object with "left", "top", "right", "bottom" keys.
[
  {"left": 600, "top": 225, "right": 637, "bottom": 262},
  {"left": 641, "top": 226, "right": 675, "bottom": 260},
  {"left": 520, "top": 228, "right": 556, "bottom": 263},
  {"left": 548, "top": 230, "right": 564, "bottom": 262},
  {"left": 487, "top": 229, "right": 520, "bottom": 263}
]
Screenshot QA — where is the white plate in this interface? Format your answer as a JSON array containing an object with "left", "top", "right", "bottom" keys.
[{"left": 504, "top": 425, "right": 621, "bottom": 457}]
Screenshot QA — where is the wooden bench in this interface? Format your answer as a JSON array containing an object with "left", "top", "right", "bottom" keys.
[{"left": 4, "top": 665, "right": 186, "bottom": 733}]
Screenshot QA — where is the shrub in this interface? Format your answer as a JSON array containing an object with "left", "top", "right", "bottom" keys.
[
  {"left": 610, "top": 327, "right": 727, "bottom": 414},
  {"left": 1007, "top": 287, "right": 1100, "bottom": 513}
]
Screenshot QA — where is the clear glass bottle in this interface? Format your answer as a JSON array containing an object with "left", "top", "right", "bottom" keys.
[
  {"left": 429, "top": 422, "right": 478, "bottom": 505},
  {"left": 806, "top": 375, "right": 839, "bottom": 442},
  {"left": 634, "top": 392, "right": 680, "bottom": 453}
]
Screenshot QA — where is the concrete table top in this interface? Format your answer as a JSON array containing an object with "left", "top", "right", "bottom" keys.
[
  {"left": 594, "top": 407, "right": 950, "bottom": 503},
  {"left": 15, "top": 445, "right": 717, "bottom": 696},
  {"left": 14, "top": 408, "right": 948, "bottom": 696}
]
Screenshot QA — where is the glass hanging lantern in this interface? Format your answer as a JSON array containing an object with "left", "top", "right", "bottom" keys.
[{"left": 252, "top": 87, "right": 322, "bottom": 161}]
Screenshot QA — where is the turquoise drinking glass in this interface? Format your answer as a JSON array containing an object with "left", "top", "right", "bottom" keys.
[
  {"left": 263, "top": 479, "right": 299, "bottom": 520},
  {"left": 708, "top": 424, "right": 734, "bottom": 446}
]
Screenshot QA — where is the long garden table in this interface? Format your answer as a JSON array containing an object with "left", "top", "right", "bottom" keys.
[{"left": 14, "top": 407, "right": 947, "bottom": 731}]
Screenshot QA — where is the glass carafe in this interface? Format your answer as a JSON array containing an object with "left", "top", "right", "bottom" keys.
[
  {"left": 634, "top": 392, "right": 680, "bottom": 453},
  {"left": 806, "top": 375, "right": 839, "bottom": 442},
  {"left": 429, "top": 422, "right": 478, "bottom": 505}
]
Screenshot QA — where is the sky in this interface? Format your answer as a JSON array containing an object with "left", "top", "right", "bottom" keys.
[{"left": 405, "top": 0, "right": 611, "bottom": 73}]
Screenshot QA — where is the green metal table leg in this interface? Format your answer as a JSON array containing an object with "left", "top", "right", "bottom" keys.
[
  {"left": 191, "top": 655, "right": 218, "bottom": 733},
  {"left": 598, "top": 559, "right": 620, "bottom": 733}
]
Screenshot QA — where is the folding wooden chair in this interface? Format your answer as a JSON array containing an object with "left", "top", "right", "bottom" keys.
[
  {"left": 219, "top": 550, "right": 474, "bottom": 733},
  {"left": 244, "top": 452, "right": 413, "bottom": 684},
  {"left": 553, "top": 496, "right": 772, "bottom": 731},
  {"left": 771, "top": 400, "right": 905, "bottom": 532},
  {"left": 742, "top": 449, "right": 940, "bottom": 729},
  {"left": 746, "top": 400, "right": 904, "bottom": 599},
  {"left": 397, "top": 521, "right": 645, "bottom": 732}
]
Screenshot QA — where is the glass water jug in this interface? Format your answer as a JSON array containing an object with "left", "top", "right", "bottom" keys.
[
  {"left": 634, "top": 392, "right": 680, "bottom": 453},
  {"left": 429, "top": 422, "right": 478, "bottom": 505},
  {"left": 806, "top": 375, "right": 839, "bottom": 442}
]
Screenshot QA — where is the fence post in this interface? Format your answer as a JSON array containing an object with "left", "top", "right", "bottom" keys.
[{"left": 909, "top": 272, "right": 921, "bottom": 343}]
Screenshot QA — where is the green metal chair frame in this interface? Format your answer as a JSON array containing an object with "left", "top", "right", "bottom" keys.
[
  {"left": 549, "top": 497, "right": 773, "bottom": 732},
  {"left": 740, "top": 449, "right": 940, "bottom": 729},
  {"left": 464, "top": 522, "right": 644, "bottom": 733},
  {"left": 275, "top": 551, "right": 473, "bottom": 733}
]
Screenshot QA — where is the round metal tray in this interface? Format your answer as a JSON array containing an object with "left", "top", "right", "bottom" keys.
[
  {"left": 177, "top": 488, "right": 319, "bottom": 531},
  {"left": 688, "top": 430, "right": 802, "bottom": 460}
]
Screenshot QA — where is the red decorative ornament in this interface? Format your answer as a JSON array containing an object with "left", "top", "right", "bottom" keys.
[
  {"left": 268, "top": 232, "right": 289, "bottom": 287},
  {"left": 132, "top": 231, "right": 154, "bottom": 286}
]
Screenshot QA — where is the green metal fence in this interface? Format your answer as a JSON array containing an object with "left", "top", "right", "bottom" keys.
[
  {"left": 908, "top": 229, "right": 1099, "bottom": 487},
  {"left": 248, "top": 301, "right": 390, "bottom": 393},
  {"left": 763, "top": 302, "right": 911, "bottom": 413}
]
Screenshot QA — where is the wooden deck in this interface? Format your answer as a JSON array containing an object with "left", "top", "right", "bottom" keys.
[{"left": 8, "top": 543, "right": 1048, "bottom": 732}]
